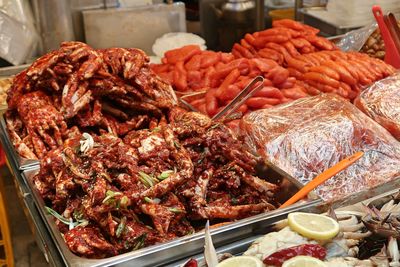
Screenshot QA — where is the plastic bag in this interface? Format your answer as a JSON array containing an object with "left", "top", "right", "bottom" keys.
[
  {"left": 336, "top": 22, "right": 377, "bottom": 52},
  {"left": 0, "top": 0, "right": 38, "bottom": 65},
  {"left": 240, "top": 94, "right": 400, "bottom": 201},
  {"left": 355, "top": 72, "right": 400, "bottom": 140}
]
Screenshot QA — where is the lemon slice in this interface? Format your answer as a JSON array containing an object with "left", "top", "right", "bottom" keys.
[
  {"left": 288, "top": 212, "right": 339, "bottom": 240},
  {"left": 282, "top": 256, "right": 327, "bottom": 267},
  {"left": 216, "top": 256, "right": 264, "bottom": 267}
]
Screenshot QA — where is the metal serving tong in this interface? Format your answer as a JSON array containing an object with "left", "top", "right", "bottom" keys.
[
  {"left": 179, "top": 76, "right": 265, "bottom": 120},
  {"left": 212, "top": 76, "right": 264, "bottom": 121},
  {"left": 372, "top": 5, "right": 400, "bottom": 68}
]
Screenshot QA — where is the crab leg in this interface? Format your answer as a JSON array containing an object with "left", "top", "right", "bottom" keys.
[
  {"left": 388, "top": 236, "right": 400, "bottom": 267},
  {"left": 28, "top": 129, "right": 48, "bottom": 159},
  {"left": 241, "top": 173, "right": 278, "bottom": 195},
  {"left": 203, "top": 202, "right": 275, "bottom": 219},
  {"left": 192, "top": 169, "right": 213, "bottom": 209},
  {"left": 141, "top": 127, "right": 194, "bottom": 198}
]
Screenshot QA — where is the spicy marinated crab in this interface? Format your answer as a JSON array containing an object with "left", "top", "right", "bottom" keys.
[
  {"left": 6, "top": 41, "right": 177, "bottom": 160},
  {"left": 33, "top": 110, "right": 280, "bottom": 258}
]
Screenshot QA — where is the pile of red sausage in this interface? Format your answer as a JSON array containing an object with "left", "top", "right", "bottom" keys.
[{"left": 151, "top": 19, "right": 395, "bottom": 118}]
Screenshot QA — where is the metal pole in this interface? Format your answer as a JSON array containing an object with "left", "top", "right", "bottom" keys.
[
  {"left": 295, "top": 0, "right": 303, "bottom": 21},
  {"left": 255, "top": 0, "right": 264, "bottom": 31}
]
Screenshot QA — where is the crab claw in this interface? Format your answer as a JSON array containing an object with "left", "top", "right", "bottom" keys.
[{"left": 388, "top": 236, "right": 400, "bottom": 267}]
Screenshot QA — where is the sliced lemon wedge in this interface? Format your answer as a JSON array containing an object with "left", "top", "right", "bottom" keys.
[
  {"left": 282, "top": 256, "right": 327, "bottom": 267},
  {"left": 288, "top": 212, "right": 339, "bottom": 240},
  {"left": 216, "top": 256, "right": 264, "bottom": 267}
]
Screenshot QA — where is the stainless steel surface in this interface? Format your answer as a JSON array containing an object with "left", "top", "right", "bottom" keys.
[
  {"left": 255, "top": 0, "right": 265, "bottom": 31},
  {"left": 200, "top": 0, "right": 257, "bottom": 51},
  {"left": 83, "top": 3, "right": 186, "bottom": 55},
  {"left": 20, "top": 163, "right": 321, "bottom": 267},
  {"left": 300, "top": 7, "right": 360, "bottom": 36},
  {"left": 31, "top": 0, "right": 76, "bottom": 53},
  {"left": 167, "top": 235, "right": 262, "bottom": 267},
  {"left": 222, "top": 0, "right": 255, "bottom": 12},
  {"left": 0, "top": 114, "right": 39, "bottom": 170},
  {"left": 70, "top": 0, "right": 118, "bottom": 42},
  {"left": 295, "top": 0, "right": 303, "bottom": 20},
  {"left": 0, "top": 64, "right": 29, "bottom": 77}
]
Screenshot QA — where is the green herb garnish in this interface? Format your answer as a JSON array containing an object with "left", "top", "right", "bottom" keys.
[
  {"left": 168, "top": 207, "right": 184, "bottom": 213},
  {"left": 151, "top": 127, "right": 161, "bottom": 132},
  {"left": 144, "top": 197, "right": 153, "bottom": 203},
  {"left": 138, "top": 171, "right": 157, "bottom": 187},
  {"left": 157, "top": 170, "right": 174, "bottom": 180},
  {"left": 119, "top": 196, "right": 129, "bottom": 208},
  {"left": 116, "top": 216, "right": 127, "bottom": 238},
  {"left": 46, "top": 206, "right": 88, "bottom": 230},
  {"left": 132, "top": 233, "right": 147, "bottom": 250},
  {"left": 102, "top": 190, "right": 122, "bottom": 204}
]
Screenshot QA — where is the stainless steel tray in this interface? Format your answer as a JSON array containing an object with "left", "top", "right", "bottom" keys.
[
  {"left": 167, "top": 235, "right": 261, "bottom": 267},
  {"left": 0, "top": 113, "right": 39, "bottom": 170},
  {"left": 300, "top": 7, "right": 361, "bottom": 36},
  {"left": 0, "top": 64, "right": 28, "bottom": 77},
  {"left": 168, "top": 188, "right": 400, "bottom": 267},
  {"left": 22, "top": 166, "right": 322, "bottom": 267}
]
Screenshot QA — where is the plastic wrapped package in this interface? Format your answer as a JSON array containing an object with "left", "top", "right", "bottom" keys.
[
  {"left": 240, "top": 94, "right": 400, "bottom": 201},
  {"left": 0, "top": 0, "right": 38, "bottom": 65},
  {"left": 336, "top": 22, "right": 377, "bottom": 52},
  {"left": 355, "top": 72, "right": 400, "bottom": 140}
]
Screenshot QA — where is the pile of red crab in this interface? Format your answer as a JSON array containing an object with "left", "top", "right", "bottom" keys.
[
  {"left": 151, "top": 19, "right": 395, "bottom": 118},
  {"left": 6, "top": 42, "right": 177, "bottom": 160},
  {"left": 6, "top": 42, "right": 280, "bottom": 258}
]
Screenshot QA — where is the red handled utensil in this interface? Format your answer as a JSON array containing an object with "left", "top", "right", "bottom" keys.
[{"left": 372, "top": 5, "right": 400, "bottom": 68}]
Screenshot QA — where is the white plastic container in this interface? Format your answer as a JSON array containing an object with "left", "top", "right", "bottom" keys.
[{"left": 83, "top": 3, "right": 186, "bottom": 55}]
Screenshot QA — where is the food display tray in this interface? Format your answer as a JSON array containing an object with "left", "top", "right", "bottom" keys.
[
  {"left": 22, "top": 166, "right": 322, "bottom": 267},
  {"left": 168, "top": 188, "right": 400, "bottom": 267},
  {"left": 0, "top": 113, "right": 39, "bottom": 170}
]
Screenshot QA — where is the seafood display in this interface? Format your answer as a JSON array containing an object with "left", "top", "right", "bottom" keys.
[
  {"left": 5, "top": 41, "right": 177, "bottom": 160},
  {"left": 355, "top": 72, "right": 400, "bottom": 140},
  {"left": 4, "top": 18, "right": 400, "bottom": 267},
  {"left": 240, "top": 94, "right": 400, "bottom": 200},
  {"left": 248, "top": 204, "right": 400, "bottom": 266},
  {"left": 32, "top": 110, "right": 279, "bottom": 258},
  {"left": 152, "top": 19, "right": 395, "bottom": 119},
  {"left": 187, "top": 192, "right": 400, "bottom": 267}
]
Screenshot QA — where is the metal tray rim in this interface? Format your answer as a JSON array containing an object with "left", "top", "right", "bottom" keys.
[{"left": 0, "top": 113, "right": 40, "bottom": 170}]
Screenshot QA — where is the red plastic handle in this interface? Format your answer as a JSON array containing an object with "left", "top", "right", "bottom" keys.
[{"left": 372, "top": 5, "right": 400, "bottom": 68}]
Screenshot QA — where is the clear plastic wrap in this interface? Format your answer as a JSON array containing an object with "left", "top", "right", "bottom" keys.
[
  {"left": 355, "top": 72, "right": 400, "bottom": 140},
  {"left": 240, "top": 94, "right": 400, "bottom": 201},
  {"left": 0, "top": 0, "right": 38, "bottom": 65},
  {"left": 336, "top": 22, "right": 377, "bottom": 52}
]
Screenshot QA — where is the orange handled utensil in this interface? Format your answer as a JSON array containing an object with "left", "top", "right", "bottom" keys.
[{"left": 279, "top": 151, "right": 364, "bottom": 209}]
